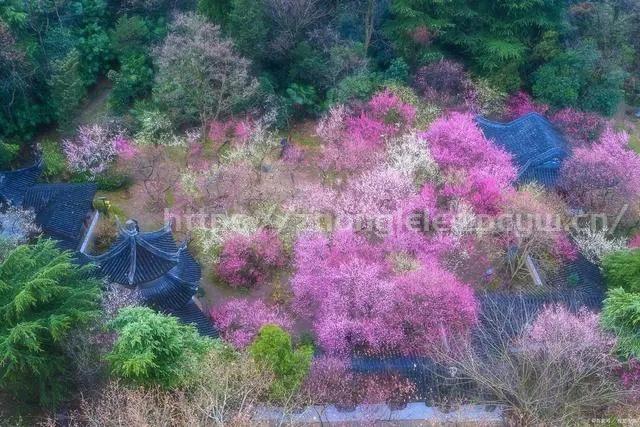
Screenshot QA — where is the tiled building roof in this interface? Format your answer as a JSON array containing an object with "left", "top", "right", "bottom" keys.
[
  {"left": 84, "top": 219, "right": 218, "bottom": 338},
  {"left": 0, "top": 162, "right": 96, "bottom": 250},
  {"left": 476, "top": 113, "right": 568, "bottom": 187},
  {"left": 23, "top": 182, "right": 97, "bottom": 248},
  {"left": 0, "top": 162, "right": 44, "bottom": 205}
]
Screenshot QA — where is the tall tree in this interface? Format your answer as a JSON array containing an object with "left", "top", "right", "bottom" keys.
[{"left": 153, "top": 12, "right": 258, "bottom": 136}]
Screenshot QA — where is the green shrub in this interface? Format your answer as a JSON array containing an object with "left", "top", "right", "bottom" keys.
[
  {"left": 249, "top": 325, "right": 313, "bottom": 402},
  {"left": 95, "top": 170, "right": 133, "bottom": 191},
  {"left": 107, "top": 307, "right": 213, "bottom": 388},
  {"left": 384, "top": 58, "right": 410, "bottom": 83},
  {"left": 603, "top": 250, "right": 640, "bottom": 293},
  {"left": 40, "top": 139, "right": 67, "bottom": 180},
  {"left": 601, "top": 287, "right": 640, "bottom": 359},
  {"left": 0, "top": 240, "right": 101, "bottom": 406},
  {"left": 327, "top": 72, "right": 382, "bottom": 105},
  {"left": 107, "top": 53, "right": 154, "bottom": 112},
  {"left": 0, "top": 140, "right": 19, "bottom": 170},
  {"left": 48, "top": 49, "right": 87, "bottom": 130}
]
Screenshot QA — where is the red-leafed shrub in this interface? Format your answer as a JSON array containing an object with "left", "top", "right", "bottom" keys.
[
  {"left": 550, "top": 108, "right": 607, "bottom": 146},
  {"left": 413, "top": 60, "right": 472, "bottom": 106},
  {"left": 302, "top": 356, "right": 416, "bottom": 406}
]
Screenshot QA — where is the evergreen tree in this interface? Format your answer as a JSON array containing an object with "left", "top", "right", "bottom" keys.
[
  {"left": 603, "top": 249, "right": 640, "bottom": 293},
  {"left": 107, "top": 307, "right": 213, "bottom": 388},
  {"left": 0, "top": 240, "right": 101, "bottom": 406}
]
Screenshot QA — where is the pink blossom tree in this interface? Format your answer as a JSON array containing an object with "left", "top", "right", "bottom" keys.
[
  {"left": 423, "top": 112, "right": 516, "bottom": 214},
  {"left": 504, "top": 91, "right": 549, "bottom": 120},
  {"left": 317, "top": 91, "right": 416, "bottom": 173},
  {"left": 210, "top": 299, "right": 293, "bottom": 349},
  {"left": 216, "top": 229, "right": 287, "bottom": 289},
  {"left": 291, "top": 230, "right": 478, "bottom": 356},
  {"left": 520, "top": 304, "right": 617, "bottom": 368},
  {"left": 63, "top": 124, "right": 118, "bottom": 176},
  {"left": 560, "top": 128, "right": 640, "bottom": 227}
]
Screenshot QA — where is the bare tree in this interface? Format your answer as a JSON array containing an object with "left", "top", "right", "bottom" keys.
[
  {"left": 132, "top": 146, "right": 180, "bottom": 212},
  {"left": 265, "top": 0, "right": 328, "bottom": 55},
  {"left": 436, "top": 297, "right": 624, "bottom": 425}
]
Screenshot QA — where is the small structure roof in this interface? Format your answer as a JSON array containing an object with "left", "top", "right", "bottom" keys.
[
  {"left": 0, "top": 162, "right": 43, "bottom": 206},
  {"left": 84, "top": 218, "right": 218, "bottom": 338},
  {"left": 84, "top": 220, "right": 183, "bottom": 287},
  {"left": 476, "top": 113, "right": 568, "bottom": 186},
  {"left": 23, "top": 182, "right": 96, "bottom": 247}
]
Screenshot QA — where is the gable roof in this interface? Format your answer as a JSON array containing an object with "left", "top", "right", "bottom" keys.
[
  {"left": 0, "top": 162, "right": 43, "bottom": 206},
  {"left": 476, "top": 113, "right": 568, "bottom": 186}
]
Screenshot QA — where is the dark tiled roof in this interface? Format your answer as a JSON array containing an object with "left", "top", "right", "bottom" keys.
[
  {"left": 167, "top": 300, "right": 219, "bottom": 338},
  {"left": 85, "top": 219, "right": 218, "bottom": 337},
  {"left": 23, "top": 183, "right": 97, "bottom": 246},
  {"left": 139, "top": 251, "right": 201, "bottom": 311},
  {"left": 476, "top": 113, "right": 568, "bottom": 187},
  {"left": 85, "top": 221, "right": 181, "bottom": 287},
  {"left": 0, "top": 162, "right": 42, "bottom": 206}
]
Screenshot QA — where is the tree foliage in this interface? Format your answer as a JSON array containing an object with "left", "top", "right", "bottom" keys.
[
  {"left": 603, "top": 249, "right": 640, "bottom": 293},
  {"left": 249, "top": 324, "right": 313, "bottom": 401},
  {"left": 0, "top": 239, "right": 101, "bottom": 406},
  {"left": 106, "top": 306, "right": 213, "bottom": 388},
  {"left": 153, "top": 12, "right": 258, "bottom": 131}
]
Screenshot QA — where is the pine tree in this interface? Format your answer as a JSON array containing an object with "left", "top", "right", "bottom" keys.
[{"left": 0, "top": 239, "right": 101, "bottom": 406}]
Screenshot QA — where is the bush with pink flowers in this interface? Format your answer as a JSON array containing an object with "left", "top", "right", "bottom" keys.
[
  {"left": 560, "top": 128, "right": 640, "bottom": 227},
  {"left": 63, "top": 124, "right": 119, "bottom": 176},
  {"left": 504, "top": 91, "right": 549, "bottom": 120},
  {"left": 216, "top": 229, "right": 286, "bottom": 289},
  {"left": 210, "top": 299, "right": 293, "bottom": 349},
  {"left": 550, "top": 108, "right": 607, "bottom": 146}
]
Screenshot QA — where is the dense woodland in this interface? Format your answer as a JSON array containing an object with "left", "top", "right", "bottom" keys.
[{"left": 2, "top": 0, "right": 640, "bottom": 425}]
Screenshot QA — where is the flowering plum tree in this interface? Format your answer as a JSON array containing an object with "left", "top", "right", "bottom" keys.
[
  {"left": 317, "top": 91, "right": 416, "bottom": 173},
  {"left": 291, "top": 230, "right": 478, "bottom": 355},
  {"left": 335, "top": 167, "right": 414, "bottom": 234},
  {"left": 210, "top": 299, "right": 293, "bottom": 349},
  {"left": 560, "top": 128, "right": 640, "bottom": 227},
  {"left": 424, "top": 112, "right": 516, "bottom": 214},
  {"left": 63, "top": 124, "right": 118, "bottom": 176},
  {"left": 216, "top": 229, "right": 286, "bottom": 289},
  {"left": 504, "top": 91, "right": 549, "bottom": 120}
]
